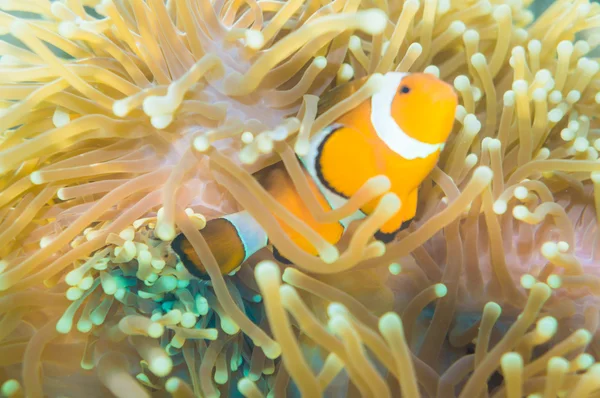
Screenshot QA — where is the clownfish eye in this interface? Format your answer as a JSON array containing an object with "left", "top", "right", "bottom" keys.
[{"left": 399, "top": 85, "right": 410, "bottom": 94}]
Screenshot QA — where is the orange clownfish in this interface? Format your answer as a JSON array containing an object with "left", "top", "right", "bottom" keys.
[{"left": 172, "top": 72, "right": 458, "bottom": 279}]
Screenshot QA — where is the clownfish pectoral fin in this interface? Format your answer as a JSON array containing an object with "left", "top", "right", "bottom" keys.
[
  {"left": 171, "top": 211, "right": 268, "bottom": 279},
  {"left": 374, "top": 189, "right": 418, "bottom": 243}
]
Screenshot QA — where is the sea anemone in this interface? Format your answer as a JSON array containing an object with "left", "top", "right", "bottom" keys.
[{"left": 1, "top": 0, "right": 600, "bottom": 397}]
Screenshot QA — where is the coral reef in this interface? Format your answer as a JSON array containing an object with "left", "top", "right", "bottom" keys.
[{"left": 0, "top": 0, "right": 600, "bottom": 397}]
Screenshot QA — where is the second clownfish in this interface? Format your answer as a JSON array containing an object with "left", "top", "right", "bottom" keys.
[{"left": 172, "top": 72, "right": 458, "bottom": 279}]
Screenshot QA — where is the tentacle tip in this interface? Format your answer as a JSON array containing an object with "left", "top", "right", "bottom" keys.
[
  {"left": 320, "top": 246, "right": 339, "bottom": 264},
  {"left": 359, "top": 9, "right": 388, "bottom": 35},
  {"left": 512, "top": 79, "right": 528, "bottom": 93},
  {"left": 473, "top": 166, "right": 493, "bottom": 182},
  {"left": 381, "top": 192, "right": 401, "bottom": 211},
  {"left": 449, "top": 20, "right": 466, "bottom": 34},
  {"left": 238, "top": 378, "right": 253, "bottom": 392},
  {"left": 280, "top": 267, "right": 295, "bottom": 283},
  {"left": 165, "top": 378, "right": 180, "bottom": 393},
  {"left": 493, "top": 4, "right": 511, "bottom": 19},
  {"left": 531, "top": 282, "right": 552, "bottom": 298},
  {"left": 434, "top": 283, "right": 448, "bottom": 297},
  {"left": 503, "top": 90, "right": 515, "bottom": 106},
  {"left": 245, "top": 30, "right": 264, "bottom": 49},
  {"left": 221, "top": 319, "right": 240, "bottom": 335},
  {"left": 77, "top": 320, "right": 93, "bottom": 333},
  {"left": 513, "top": 186, "right": 529, "bottom": 200},
  {"left": 49, "top": 1, "right": 66, "bottom": 15},
  {"left": 294, "top": 138, "right": 310, "bottom": 156},
  {"left": 371, "top": 175, "right": 392, "bottom": 191},
  {"left": 278, "top": 283, "right": 296, "bottom": 299},
  {"left": 548, "top": 356, "right": 569, "bottom": 370},
  {"left": 367, "top": 72, "right": 385, "bottom": 87},
  {"left": 378, "top": 312, "right": 403, "bottom": 334},
  {"left": 548, "top": 108, "right": 564, "bottom": 123},
  {"left": 147, "top": 322, "right": 165, "bottom": 338},
  {"left": 149, "top": 357, "right": 173, "bottom": 377},
  {"left": 29, "top": 171, "right": 43, "bottom": 185},
  {"left": 337, "top": 63, "right": 354, "bottom": 81},
  {"left": 500, "top": 352, "right": 523, "bottom": 368},
  {"left": 254, "top": 260, "right": 280, "bottom": 280},
  {"left": 151, "top": 114, "right": 174, "bottom": 129},
  {"left": 155, "top": 223, "right": 176, "bottom": 242},
  {"left": 56, "top": 318, "right": 73, "bottom": 334},
  {"left": 366, "top": 240, "right": 386, "bottom": 259},
  {"left": 520, "top": 274, "right": 536, "bottom": 289},
  {"left": 241, "top": 131, "right": 254, "bottom": 144},
  {"left": 405, "top": 0, "right": 420, "bottom": 12},
  {"left": 540, "top": 241, "right": 558, "bottom": 258},
  {"left": 587, "top": 364, "right": 600, "bottom": 377},
  {"left": 0, "top": 380, "right": 21, "bottom": 397},
  {"left": 314, "top": 56, "right": 328, "bottom": 69},
  {"left": 193, "top": 135, "right": 210, "bottom": 153},
  {"left": 463, "top": 29, "right": 479, "bottom": 43},
  {"left": 112, "top": 100, "right": 129, "bottom": 117},
  {"left": 470, "top": 53, "right": 487, "bottom": 67},
  {"left": 536, "top": 316, "right": 558, "bottom": 337},
  {"left": 512, "top": 205, "right": 529, "bottom": 220},
  {"left": 58, "top": 21, "right": 78, "bottom": 38},
  {"left": 262, "top": 341, "right": 282, "bottom": 359},
  {"left": 424, "top": 65, "right": 440, "bottom": 77},
  {"left": 327, "top": 302, "right": 348, "bottom": 318},
  {"left": 10, "top": 20, "right": 29, "bottom": 37},
  {"left": 484, "top": 301, "right": 502, "bottom": 315},
  {"left": 575, "top": 329, "right": 593, "bottom": 345},
  {"left": 388, "top": 263, "right": 401, "bottom": 275},
  {"left": 454, "top": 75, "right": 470, "bottom": 90},
  {"left": 348, "top": 35, "right": 362, "bottom": 50}
]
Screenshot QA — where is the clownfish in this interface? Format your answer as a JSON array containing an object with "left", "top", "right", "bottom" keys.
[{"left": 172, "top": 72, "right": 458, "bottom": 279}]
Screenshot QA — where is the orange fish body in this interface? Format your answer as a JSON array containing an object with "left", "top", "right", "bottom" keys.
[
  {"left": 253, "top": 162, "right": 344, "bottom": 260},
  {"left": 172, "top": 72, "right": 458, "bottom": 277}
]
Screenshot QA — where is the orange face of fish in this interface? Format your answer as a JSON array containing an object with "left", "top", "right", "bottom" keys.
[
  {"left": 389, "top": 73, "right": 458, "bottom": 145},
  {"left": 364, "top": 72, "right": 458, "bottom": 162}
]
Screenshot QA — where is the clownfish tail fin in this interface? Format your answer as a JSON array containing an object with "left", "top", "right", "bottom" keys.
[{"left": 171, "top": 211, "right": 268, "bottom": 279}]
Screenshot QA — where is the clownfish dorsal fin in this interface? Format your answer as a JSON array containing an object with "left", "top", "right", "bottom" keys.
[
  {"left": 316, "top": 75, "right": 370, "bottom": 117},
  {"left": 171, "top": 210, "right": 268, "bottom": 279}
]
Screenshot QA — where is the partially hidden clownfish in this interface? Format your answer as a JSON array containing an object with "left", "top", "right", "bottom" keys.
[{"left": 172, "top": 72, "right": 458, "bottom": 279}]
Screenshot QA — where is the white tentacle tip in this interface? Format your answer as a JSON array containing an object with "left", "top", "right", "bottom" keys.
[
  {"left": 193, "top": 136, "right": 210, "bottom": 152},
  {"left": 10, "top": 20, "right": 29, "bottom": 37},
  {"left": 151, "top": 115, "right": 174, "bottom": 129},
  {"left": 378, "top": 312, "right": 404, "bottom": 335},
  {"left": 473, "top": 166, "right": 493, "bottom": 182},
  {"left": 30, "top": 171, "right": 43, "bottom": 185},
  {"left": 254, "top": 260, "right": 280, "bottom": 280},
  {"left": 320, "top": 245, "right": 339, "bottom": 264},
  {"left": 359, "top": 9, "right": 388, "bottom": 35},
  {"left": 245, "top": 30, "right": 264, "bottom": 49},
  {"left": 58, "top": 21, "right": 78, "bottom": 38}
]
